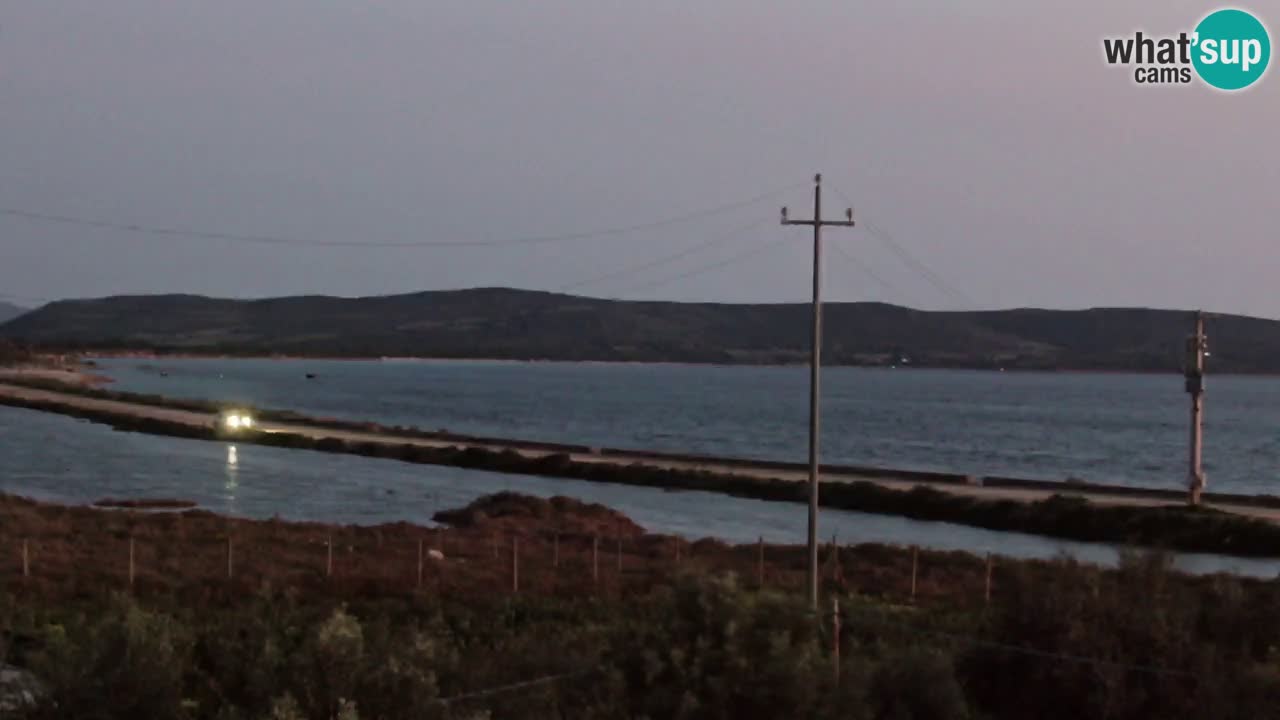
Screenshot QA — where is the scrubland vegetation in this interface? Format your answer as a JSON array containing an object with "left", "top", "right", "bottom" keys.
[{"left": 0, "top": 493, "right": 1279, "bottom": 718}]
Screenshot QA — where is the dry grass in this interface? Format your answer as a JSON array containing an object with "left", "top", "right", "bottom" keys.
[{"left": 0, "top": 492, "right": 1012, "bottom": 609}]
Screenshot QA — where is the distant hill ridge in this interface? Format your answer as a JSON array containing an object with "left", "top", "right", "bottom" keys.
[
  {"left": 0, "top": 301, "right": 27, "bottom": 324},
  {"left": 2, "top": 287, "right": 1276, "bottom": 372}
]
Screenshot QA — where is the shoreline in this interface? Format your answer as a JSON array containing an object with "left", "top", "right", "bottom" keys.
[
  {"left": 71, "top": 351, "right": 1280, "bottom": 377},
  {"left": 0, "top": 364, "right": 113, "bottom": 388},
  {"left": 57, "top": 348, "right": 1259, "bottom": 376},
  {"left": 6, "top": 377, "right": 1280, "bottom": 557}
]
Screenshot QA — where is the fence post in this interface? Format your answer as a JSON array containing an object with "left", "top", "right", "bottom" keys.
[
  {"left": 910, "top": 546, "right": 918, "bottom": 603},
  {"left": 512, "top": 536, "right": 520, "bottom": 594},
  {"left": 757, "top": 536, "right": 764, "bottom": 587},
  {"left": 984, "top": 554, "right": 993, "bottom": 605},
  {"left": 226, "top": 535, "right": 234, "bottom": 579},
  {"left": 326, "top": 535, "right": 334, "bottom": 578},
  {"left": 592, "top": 536, "right": 599, "bottom": 585},
  {"left": 674, "top": 538, "right": 681, "bottom": 565},
  {"left": 417, "top": 537, "right": 424, "bottom": 589},
  {"left": 832, "top": 538, "right": 841, "bottom": 583},
  {"left": 553, "top": 533, "right": 559, "bottom": 569},
  {"left": 434, "top": 531, "right": 446, "bottom": 592},
  {"left": 22, "top": 539, "right": 29, "bottom": 580},
  {"left": 832, "top": 597, "right": 841, "bottom": 684},
  {"left": 128, "top": 537, "right": 136, "bottom": 591}
]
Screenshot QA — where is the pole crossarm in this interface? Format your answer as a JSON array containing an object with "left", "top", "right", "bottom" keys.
[{"left": 781, "top": 219, "right": 856, "bottom": 227}]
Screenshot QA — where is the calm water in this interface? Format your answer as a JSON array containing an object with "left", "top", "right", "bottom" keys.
[
  {"left": 93, "top": 357, "right": 1280, "bottom": 494},
  {"left": 2, "top": 404, "right": 1277, "bottom": 577}
]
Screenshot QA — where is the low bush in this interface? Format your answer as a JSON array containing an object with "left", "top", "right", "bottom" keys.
[{"left": 5, "top": 558, "right": 1280, "bottom": 719}]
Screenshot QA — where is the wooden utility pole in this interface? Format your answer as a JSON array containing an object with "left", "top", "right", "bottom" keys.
[
  {"left": 782, "top": 173, "right": 855, "bottom": 609},
  {"left": 1185, "top": 311, "right": 1208, "bottom": 505}
]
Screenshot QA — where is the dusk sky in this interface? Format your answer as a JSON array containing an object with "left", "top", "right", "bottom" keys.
[{"left": 2, "top": 1, "right": 1276, "bottom": 315}]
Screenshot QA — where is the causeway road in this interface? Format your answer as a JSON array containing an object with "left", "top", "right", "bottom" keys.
[{"left": 2, "top": 380, "right": 1279, "bottom": 524}]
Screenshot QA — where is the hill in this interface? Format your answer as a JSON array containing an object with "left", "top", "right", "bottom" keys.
[
  {"left": 1, "top": 287, "right": 1274, "bottom": 372},
  {"left": 0, "top": 301, "right": 27, "bottom": 324}
]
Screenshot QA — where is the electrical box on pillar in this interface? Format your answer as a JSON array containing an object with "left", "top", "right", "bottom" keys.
[{"left": 1185, "top": 311, "right": 1207, "bottom": 505}]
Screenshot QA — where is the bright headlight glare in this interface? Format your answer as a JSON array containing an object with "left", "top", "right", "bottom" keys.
[{"left": 226, "top": 415, "right": 242, "bottom": 429}]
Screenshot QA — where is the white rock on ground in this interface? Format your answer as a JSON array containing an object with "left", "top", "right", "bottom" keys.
[{"left": 0, "top": 664, "right": 41, "bottom": 712}]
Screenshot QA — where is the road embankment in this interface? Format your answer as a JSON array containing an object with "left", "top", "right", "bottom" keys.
[{"left": 4, "top": 378, "right": 1280, "bottom": 557}]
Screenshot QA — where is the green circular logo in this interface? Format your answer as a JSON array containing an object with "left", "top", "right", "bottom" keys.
[{"left": 1192, "top": 8, "right": 1271, "bottom": 90}]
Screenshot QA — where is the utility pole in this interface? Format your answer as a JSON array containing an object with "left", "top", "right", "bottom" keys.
[
  {"left": 781, "top": 174, "right": 854, "bottom": 609},
  {"left": 1185, "top": 310, "right": 1208, "bottom": 505}
]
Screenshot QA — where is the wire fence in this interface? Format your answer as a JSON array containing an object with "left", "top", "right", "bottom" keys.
[
  {"left": 0, "top": 514, "right": 1010, "bottom": 610},
  {"left": 0, "top": 512, "right": 1209, "bottom": 711}
]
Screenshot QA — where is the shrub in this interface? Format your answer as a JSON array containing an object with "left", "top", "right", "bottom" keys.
[
  {"left": 609, "top": 575, "right": 834, "bottom": 719},
  {"left": 867, "top": 648, "right": 969, "bottom": 720},
  {"left": 962, "top": 552, "right": 1280, "bottom": 719},
  {"left": 27, "top": 594, "right": 190, "bottom": 720},
  {"left": 291, "top": 607, "right": 364, "bottom": 719}
]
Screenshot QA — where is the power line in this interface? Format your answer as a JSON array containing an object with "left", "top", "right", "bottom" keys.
[
  {"left": 834, "top": 604, "right": 1194, "bottom": 678},
  {"left": 0, "top": 181, "right": 804, "bottom": 250},
  {"left": 557, "top": 218, "right": 771, "bottom": 293},
  {"left": 613, "top": 230, "right": 793, "bottom": 296},
  {"left": 827, "top": 241, "right": 906, "bottom": 304},
  {"left": 433, "top": 666, "right": 599, "bottom": 706},
  {"left": 424, "top": 611, "right": 1190, "bottom": 709},
  {"left": 823, "top": 181, "right": 975, "bottom": 308},
  {"left": 434, "top": 606, "right": 1192, "bottom": 712},
  {"left": 862, "top": 220, "right": 975, "bottom": 308}
]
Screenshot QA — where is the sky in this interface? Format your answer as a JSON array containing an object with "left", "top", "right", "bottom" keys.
[{"left": 1, "top": 1, "right": 1276, "bottom": 316}]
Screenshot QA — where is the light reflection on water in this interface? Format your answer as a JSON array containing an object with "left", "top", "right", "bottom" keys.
[
  {"left": 1, "top": 405, "right": 1278, "bottom": 579},
  {"left": 224, "top": 444, "right": 239, "bottom": 512}
]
